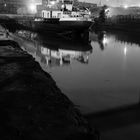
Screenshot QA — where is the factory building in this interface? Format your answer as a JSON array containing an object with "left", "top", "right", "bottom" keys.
[{"left": 0, "top": 0, "right": 42, "bottom": 14}]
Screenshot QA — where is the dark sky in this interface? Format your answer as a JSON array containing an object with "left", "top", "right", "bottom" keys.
[{"left": 79, "top": 0, "right": 140, "bottom": 6}]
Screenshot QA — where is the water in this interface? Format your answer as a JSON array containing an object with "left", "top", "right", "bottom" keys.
[{"left": 11, "top": 30, "right": 140, "bottom": 115}]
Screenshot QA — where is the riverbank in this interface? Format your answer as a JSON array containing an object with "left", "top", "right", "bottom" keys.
[
  {"left": 90, "top": 15, "right": 140, "bottom": 33},
  {"left": 0, "top": 32, "right": 98, "bottom": 139},
  {"left": 90, "top": 22, "right": 140, "bottom": 33}
]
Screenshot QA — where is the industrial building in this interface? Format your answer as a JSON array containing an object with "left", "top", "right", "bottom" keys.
[{"left": 0, "top": 0, "right": 42, "bottom": 14}]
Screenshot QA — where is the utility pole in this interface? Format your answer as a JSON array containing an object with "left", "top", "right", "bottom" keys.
[{"left": 99, "top": 0, "right": 102, "bottom": 6}]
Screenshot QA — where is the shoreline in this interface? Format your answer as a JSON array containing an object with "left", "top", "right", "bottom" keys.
[{"left": 0, "top": 26, "right": 98, "bottom": 139}]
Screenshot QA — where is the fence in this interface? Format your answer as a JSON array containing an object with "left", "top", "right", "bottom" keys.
[{"left": 106, "top": 14, "right": 140, "bottom": 24}]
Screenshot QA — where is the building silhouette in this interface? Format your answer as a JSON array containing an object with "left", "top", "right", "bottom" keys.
[{"left": 0, "top": 0, "right": 42, "bottom": 14}]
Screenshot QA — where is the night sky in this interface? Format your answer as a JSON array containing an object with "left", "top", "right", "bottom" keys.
[{"left": 79, "top": 0, "right": 140, "bottom": 6}]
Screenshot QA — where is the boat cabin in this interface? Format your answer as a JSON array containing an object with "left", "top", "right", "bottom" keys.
[{"left": 42, "top": 10, "right": 63, "bottom": 18}]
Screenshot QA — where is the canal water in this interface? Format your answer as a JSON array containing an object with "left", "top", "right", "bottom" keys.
[{"left": 11, "top": 30, "right": 140, "bottom": 115}]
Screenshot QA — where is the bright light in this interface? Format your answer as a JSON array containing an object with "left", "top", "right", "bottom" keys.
[
  {"left": 105, "top": 9, "right": 109, "bottom": 13},
  {"left": 124, "top": 46, "right": 127, "bottom": 56},
  {"left": 50, "top": 1, "right": 56, "bottom": 5},
  {"left": 29, "top": 4, "right": 36, "bottom": 13},
  {"left": 102, "top": 35, "right": 108, "bottom": 46},
  {"left": 124, "top": 5, "right": 128, "bottom": 9},
  {"left": 61, "top": 4, "right": 64, "bottom": 8}
]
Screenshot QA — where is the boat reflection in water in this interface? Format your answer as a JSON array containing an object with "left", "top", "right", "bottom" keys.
[
  {"left": 12, "top": 29, "right": 140, "bottom": 115},
  {"left": 41, "top": 46, "right": 91, "bottom": 67},
  {"left": 11, "top": 30, "right": 92, "bottom": 69}
]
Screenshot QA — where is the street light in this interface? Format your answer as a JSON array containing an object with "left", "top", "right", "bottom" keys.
[
  {"left": 29, "top": 3, "right": 37, "bottom": 13},
  {"left": 50, "top": 1, "right": 56, "bottom": 5},
  {"left": 123, "top": 5, "right": 128, "bottom": 9}
]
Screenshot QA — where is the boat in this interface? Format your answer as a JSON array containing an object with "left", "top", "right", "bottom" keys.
[{"left": 25, "top": 0, "right": 93, "bottom": 36}]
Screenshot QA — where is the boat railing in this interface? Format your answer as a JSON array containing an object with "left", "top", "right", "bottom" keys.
[{"left": 63, "top": 11, "right": 71, "bottom": 15}]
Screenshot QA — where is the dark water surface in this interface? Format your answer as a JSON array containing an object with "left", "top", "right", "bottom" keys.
[{"left": 11, "top": 30, "right": 140, "bottom": 115}]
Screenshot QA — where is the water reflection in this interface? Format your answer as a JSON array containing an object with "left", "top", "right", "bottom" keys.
[
  {"left": 12, "top": 30, "right": 92, "bottom": 68},
  {"left": 41, "top": 47, "right": 91, "bottom": 67},
  {"left": 89, "top": 30, "right": 140, "bottom": 50},
  {"left": 10, "top": 29, "right": 140, "bottom": 139},
  {"left": 84, "top": 31, "right": 140, "bottom": 139},
  {"left": 11, "top": 29, "right": 140, "bottom": 116}
]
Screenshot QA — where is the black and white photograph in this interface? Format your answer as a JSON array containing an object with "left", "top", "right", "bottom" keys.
[{"left": 0, "top": 0, "right": 140, "bottom": 140}]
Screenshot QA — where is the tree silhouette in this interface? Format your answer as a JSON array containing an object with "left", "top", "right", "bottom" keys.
[
  {"left": 99, "top": 5, "right": 107, "bottom": 23},
  {"left": 73, "top": 0, "right": 79, "bottom": 6}
]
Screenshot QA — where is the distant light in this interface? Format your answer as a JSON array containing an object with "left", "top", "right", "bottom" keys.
[
  {"left": 4, "top": 3, "right": 6, "bottom": 7},
  {"left": 50, "top": 1, "right": 56, "bottom": 5},
  {"left": 124, "top": 5, "right": 128, "bottom": 9},
  {"left": 61, "top": 4, "right": 64, "bottom": 8},
  {"left": 102, "top": 35, "right": 108, "bottom": 46},
  {"left": 124, "top": 46, "right": 127, "bottom": 56},
  {"left": 29, "top": 4, "right": 36, "bottom": 13},
  {"left": 105, "top": 9, "right": 109, "bottom": 13}
]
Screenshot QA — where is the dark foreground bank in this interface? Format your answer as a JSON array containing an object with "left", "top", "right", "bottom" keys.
[{"left": 0, "top": 38, "right": 98, "bottom": 140}]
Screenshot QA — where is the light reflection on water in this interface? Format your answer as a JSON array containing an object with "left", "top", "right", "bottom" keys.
[{"left": 12, "top": 30, "right": 140, "bottom": 115}]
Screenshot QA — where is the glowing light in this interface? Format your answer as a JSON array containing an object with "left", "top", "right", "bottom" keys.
[
  {"left": 105, "top": 8, "right": 109, "bottom": 13},
  {"left": 102, "top": 35, "right": 108, "bottom": 46},
  {"left": 124, "top": 46, "right": 127, "bottom": 56},
  {"left": 124, "top": 5, "right": 128, "bottom": 9},
  {"left": 61, "top": 4, "right": 64, "bottom": 8},
  {"left": 105, "top": 8, "right": 110, "bottom": 17},
  {"left": 29, "top": 4, "right": 37, "bottom": 13},
  {"left": 50, "top": 1, "right": 56, "bottom": 5}
]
